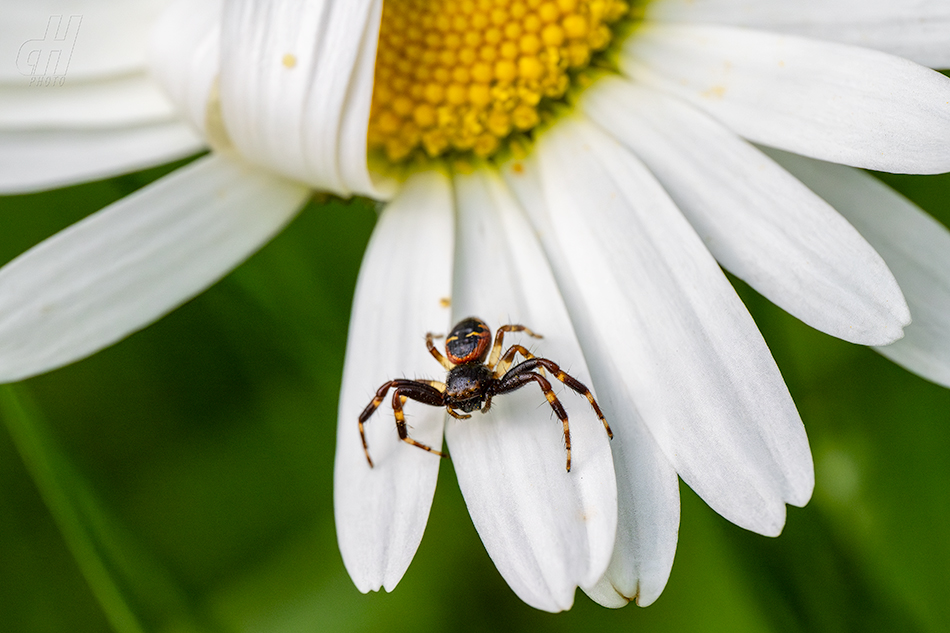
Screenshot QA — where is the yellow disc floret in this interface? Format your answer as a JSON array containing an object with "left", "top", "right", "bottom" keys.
[{"left": 369, "top": 0, "right": 630, "bottom": 163}]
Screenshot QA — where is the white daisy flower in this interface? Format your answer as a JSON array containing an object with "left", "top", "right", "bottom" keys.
[{"left": 3, "top": 0, "right": 950, "bottom": 614}]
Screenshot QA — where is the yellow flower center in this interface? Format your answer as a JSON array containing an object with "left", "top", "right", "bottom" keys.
[{"left": 369, "top": 0, "right": 631, "bottom": 163}]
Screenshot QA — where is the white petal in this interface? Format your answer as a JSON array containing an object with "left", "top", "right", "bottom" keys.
[
  {"left": 646, "top": 0, "right": 950, "bottom": 69},
  {"left": 765, "top": 148, "right": 950, "bottom": 388},
  {"left": 0, "top": 74, "right": 176, "bottom": 129},
  {"left": 522, "top": 117, "right": 813, "bottom": 536},
  {"left": 149, "top": 0, "right": 222, "bottom": 136},
  {"left": 1, "top": 1, "right": 173, "bottom": 82},
  {"left": 502, "top": 157, "right": 680, "bottom": 608},
  {"left": 583, "top": 78, "right": 910, "bottom": 345},
  {"left": 0, "top": 122, "right": 204, "bottom": 194},
  {"left": 622, "top": 23, "right": 950, "bottom": 174},
  {"left": 0, "top": 154, "right": 309, "bottom": 382},
  {"left": 446, "top": 168, "right": 616, "bottom": 612},
  {"left": 219, "top": 0, "right": 393, "bottom": 198},
  {"left": 336, "top": 2, "right": 386, "bottom": 197},
  {"left": 334, "top": 170, "right": 454, "bottom": 592},
  {"left": 579, "top": 417, "right": 679, "bottom": 608}
]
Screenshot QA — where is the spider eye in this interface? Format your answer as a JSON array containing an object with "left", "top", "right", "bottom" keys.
[{"left": 457, "top": 397, "right": 483, "bottom": 413}]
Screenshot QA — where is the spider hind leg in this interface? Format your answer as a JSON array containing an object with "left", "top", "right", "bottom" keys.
[
  {"left": 426, "top": 332, "right": 454, "bottom": 370},
  {"left": 486, "top": 324, "right": 542, "bottom": 370},
  {"left": 493, "top": 344, "right": 537, "bottom": 378}
]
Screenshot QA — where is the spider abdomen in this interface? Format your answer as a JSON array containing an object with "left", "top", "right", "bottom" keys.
[
  {"left": 444, "top": 317, "right": 491, "bottom": 365},
  {"left": 445, "top": 363, "right": 493, "bottom": 412}
]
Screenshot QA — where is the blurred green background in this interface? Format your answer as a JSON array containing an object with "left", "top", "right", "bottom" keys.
[{"left": 1, "top": 158, "right": 949, "bottom": 633}]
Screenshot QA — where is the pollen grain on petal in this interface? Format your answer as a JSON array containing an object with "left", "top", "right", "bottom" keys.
[
  {"left": 369, "top": 0, "right": 633, "bottom": 164},
  {"left": 701, "top": 85, "right": 727, "bottom": 100}
]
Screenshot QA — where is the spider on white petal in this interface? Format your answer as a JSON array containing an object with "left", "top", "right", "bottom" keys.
[{"left": 357, "top": 316, "right": 613, "bottom": 472}]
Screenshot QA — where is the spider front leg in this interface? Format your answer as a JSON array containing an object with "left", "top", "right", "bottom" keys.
[
  {"left": 506, "top": 358, "right": 613, "bottom": 439},
  {"left": 391, "top": 387, "right": 449, "bottom": 459},
  {"left": 358, "top": 379, "right": 447, "bottom": 467},
  {"left": 490, "top": 370, "right": 575, "bottom": 471},
  {"left": 486, "top": 324, "right": 542, "bottom": 371}
]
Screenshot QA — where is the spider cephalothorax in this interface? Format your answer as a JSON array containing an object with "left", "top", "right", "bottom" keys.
[{"left": 358, "top": 317, "right": 613, "bottom": 472}]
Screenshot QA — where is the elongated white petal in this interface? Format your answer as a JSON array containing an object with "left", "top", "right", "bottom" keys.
[
  {"left": 336, "top": 2, "right": 386, "bottom": 197},
  {"left": 0, "top": 1, "right": 173, "bottom": 82},
  {"left": 447, "top": 168, "right": 616, "bottom": 612},
  {"left": 220, "top": 0, "right": 392, "bottom": 198},
  {"left": 583, "top": 78, "right": 909, "bottom": 345},
  {"left": 0, "top": 74, "right": 175, "bottom": 129},
  {"left": 766, "top": 148, "right": 950, "bottom": 388},
  {"left": 0, "top": 154, "right": 308, "bottom": 382},
  {"left": 520, "top": 117, "right": 813, "bottom": 536},
  {"left": 0, "top": 122, "right": 204, "bottom": 194},
  {"left": 622, "top": 23, "right": 950, "bottom": 174},
  {"left": 334, "top": 170, "right": 454, "bottom": 593},
  {"left": 579, "top": 417, "right": 679, "bottom": 608},
  {"left": 502, "top": 157, "right": 680, "bottom": 608},
  {"left": 149, "top": 0, "right": 221, "bottom": 136},
  {"left": 646, "top": 0, "right": 950, "bottom": 69}
]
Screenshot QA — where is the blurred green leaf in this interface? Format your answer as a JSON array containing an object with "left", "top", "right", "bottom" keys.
[{"left": 0, "top": 386, "right": 210, "bottom": 633}]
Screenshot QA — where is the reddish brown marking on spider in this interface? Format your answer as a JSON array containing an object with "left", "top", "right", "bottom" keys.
[
  {"left": 443, "top": 317, "right": 491, "bottom": 365},
  {"left": 358, "top": 317, "right": 613, "bottom": 472}
]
